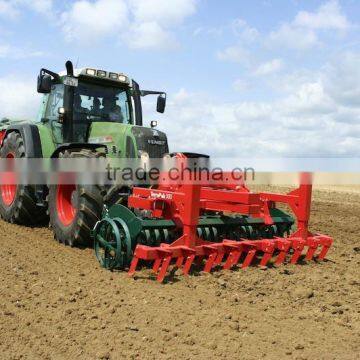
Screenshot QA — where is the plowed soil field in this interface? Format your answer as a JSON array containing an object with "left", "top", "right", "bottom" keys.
[{"left": 0, "top": 187, "right": 359, "bottom": 359}]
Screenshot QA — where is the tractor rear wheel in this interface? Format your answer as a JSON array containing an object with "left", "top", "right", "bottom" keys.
[
  {"left": 0, "top": 131, "right": 47, "bottom": 224},
  {"left": 48, "top": 149, "right": 105, "bottom": 247}
]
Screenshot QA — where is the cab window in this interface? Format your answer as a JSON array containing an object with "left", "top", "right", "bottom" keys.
[{"left": 45, "top": 84, "right": 64, "bottom": 120}]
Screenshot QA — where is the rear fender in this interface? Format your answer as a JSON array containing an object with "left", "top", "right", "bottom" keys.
[{"left": 2, "top": 124, "right": 43, "bottom": 158}]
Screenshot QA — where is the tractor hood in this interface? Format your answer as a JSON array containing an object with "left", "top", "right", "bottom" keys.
[{"left": 88, "top": 122, "right": 168, "bottom": 158}]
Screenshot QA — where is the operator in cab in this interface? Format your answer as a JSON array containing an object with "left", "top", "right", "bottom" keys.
[{"left": 102, "top": 95, "right": 123, "bottom": 122}]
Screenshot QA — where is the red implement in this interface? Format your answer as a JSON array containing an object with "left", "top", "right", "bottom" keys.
[{"left": 128, "top": 171, "right": 333, "bottom": 282}]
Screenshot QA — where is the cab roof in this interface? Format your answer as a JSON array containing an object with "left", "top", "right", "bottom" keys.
[{"left": 58, "top": 67, "right": 130, "bottom": 85}]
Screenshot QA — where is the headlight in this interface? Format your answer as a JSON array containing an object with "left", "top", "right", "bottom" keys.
[
  {"left": 97, "top": 70, "right": 106, "bottom": 77},
  {"left": 109, "top": 72, "right": 118, "bottom": 80},
  {"left": 118, "top": 75, "right": 128, "bottom": 82},
  {"left": 86, "top": 68, "right": 96, "bottom": 76},
  {"left": 139, "top": 150, "right": 149, "bottom": 161}
]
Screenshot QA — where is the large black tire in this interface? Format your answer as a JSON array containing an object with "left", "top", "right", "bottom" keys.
[
  {"left": 48, "top": 149, "right": 105, "bottom": 247},
  {"left": 0, "top": 131, "right": 47, "bottom": 224}
]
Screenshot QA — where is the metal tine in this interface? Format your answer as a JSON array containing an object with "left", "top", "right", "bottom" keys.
[
  {"left": 157, "top": 256, "right": 172, "bottom": 282},
  {"left": 290, "top": 249, "right": 303, "bottom": 264},
  {"left": 274, "top": 239, "right": 292, "bottom": 266},
  {"left": 128, "top": 256, "right": 139, "bottom": 276},
  {"left": 274, "top": 251, "right": 288, "bottom": 266},
  {"left": 316, "top": 237, "right": 333, "bottom": 261},
  {"left": 290, "top": 240, "right": 305, "bottom": 264},
  {"left": 153, "top": 258, "right": 162, "bottom": 273},
  {"left": 203, "top": 249, "right": 219, "bottom": 272},
  {"left": 259, "top": 251, "right": 274, "bottom": 267},
  {"left": 317, "top": 244, "right": 330, "bottom": 260},
  {"left": 182, "top": 254, "right": 196, "bottom": 275},
  {"left": 222, "top": 242, "right": 243, "bottom": 270},
  {"left": 241, "top": 249, "right": 257, "bottom": 269},
  {"left": 175, "top": 256, "right": 184, "bottom": 268},
  {"left": 305, "top": 246, "right": 318, "bottom": 261},
  {"left": 226, "top": 249, "right": 243, "bottom": 269},
  {"left": 214, "top": 250, "right": 225, "bottom": 266}
]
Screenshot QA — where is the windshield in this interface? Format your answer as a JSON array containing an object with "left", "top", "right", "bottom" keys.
[{"left": 73, "top": 81, "right": 132, "bottom": 124}]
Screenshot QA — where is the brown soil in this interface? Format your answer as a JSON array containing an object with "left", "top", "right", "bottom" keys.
[{"left": 0, "top": 188, "right": 359, "bottom": 360}]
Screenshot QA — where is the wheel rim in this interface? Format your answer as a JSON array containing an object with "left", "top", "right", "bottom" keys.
[
  {"left": 1, "top": 153, "right": 17, "bottom": 206},
  {"left": 56, "top": 184, "right": 77, "bottom": 226}
]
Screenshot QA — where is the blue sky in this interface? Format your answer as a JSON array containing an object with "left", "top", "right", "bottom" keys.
[{"left": 0, "top": 0, "right": 359, "bottom": 157}]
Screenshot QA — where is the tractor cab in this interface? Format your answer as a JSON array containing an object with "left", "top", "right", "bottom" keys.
[{"left": 37, "top": 61, "right": 168, "bottom": 158}]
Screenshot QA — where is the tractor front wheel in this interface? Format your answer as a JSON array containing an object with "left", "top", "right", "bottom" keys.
[{"left": 48, "top": 149, "right": 105, "bottom": 247}]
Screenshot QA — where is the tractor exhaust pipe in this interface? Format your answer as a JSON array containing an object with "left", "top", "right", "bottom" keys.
[{"left": 65, "top": 60, "right": 74, "bottom": 76}]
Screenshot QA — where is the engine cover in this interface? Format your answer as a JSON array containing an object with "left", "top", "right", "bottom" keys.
[{"left": 131, "top": 126, "right": 169, "bottom": 158}]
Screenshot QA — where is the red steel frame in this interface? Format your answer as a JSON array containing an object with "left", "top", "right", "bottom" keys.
[{"left": 127, "top": 172, "right": 333, "bottom": 282}]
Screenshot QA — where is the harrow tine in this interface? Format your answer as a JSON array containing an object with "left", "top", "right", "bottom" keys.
[
  {"left": 259, "top": 251, "right": 274, "bottom": 267},
  {"left": 290, "top": 249, "right": 303, "bottom": 264},
  {"left": 223, "top": 248, "right": 242, "bottom": 270},
  {"left": 183, "top": 254, "right": 196, "bottom": 275},
  {"left": 128, "top": 256, "right": 139, "bottom": 276},
  {"left": 317, "top": 245, "right": 330, "bottom": 260},
  {"left": 214, "top": 250, "right": 225, "bottom": 265},
  {"left": 175, "top": 256, "right": 184, "bottom": 268},
  {"left": 157, "top": 256, "right": 172, "bottom": 282},
  {"left": 274, "top": 251, "right": 287, "bottom": 266},
  {"left": 242, "top": 249, "right": 257, "bottom": 269},
  {"left": 274, "top": 239, "right": 292, "bottom": 266},
  {"left": 153, "top": 258, "right": 162, "bottom": 273},
  {"left": 316, "top": 236, "right": 333, "bottom": 261},
  {"left": 305, "top": 246, "right": 318, "bottom": 261},
  {"left": 203, "top": 251, "right": 218, "bottom": 272},
  {"left": 255, "top": 240, "right": 275, "bottom": 267},
  {"left": 289, "top": 239, "right": 305, "bottom": 264}
]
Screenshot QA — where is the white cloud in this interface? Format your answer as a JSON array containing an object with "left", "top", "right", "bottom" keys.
[
  {"left": 22, "top": 0, "right": 53, "bottom": 14},
  {"left": 323, "top": 52, "right": 360, "bottom": 108},
  {"left": 126, "top": 0, "right": 197, "bottom": 50},
  {"left": 232, "top": 79, "right": 250, "bottom": 93},
  {"left": 280, "top": 81, "right": 336, "bottom": 116},
  {"left": 268, "top": 1, "right": 350, "bottom": 51},
  {"left": 0, "top": 0, "right": 18, "bottom": 18},
  {"left": 124, "top": 21, "right": 178, "bottom": 50},
  {"left": 0, "top": 43, "right": 44, "bottom": 59},
  {"left": 294, "top": 0, "right": 350, "bottom": 30},
  {"left": 268, "top": 23, "right": 319, "bottom": 50},
  {"left": 254, "top": 59, "right": 284, "bottom": 76},
  {"left": 129, "top": 0, "right": 196, "bottom": 28},
  {"left": 61, "top": 0, "right": 129, "bottom": 43},
  {"left": 231, "top": 18, "right": 259, "bottom": 43},
  {"left": 60, "top": 0, "right": 197, "bottom": 50},
  {"left": 0, "top": 76, "right": 40, "bottom": 119},
  {"left": 148, "top": 54, "right": 360, "bottom": 157},
  {"left": 217, "top": 45, "right": 249, "bottom": 64},
  {"left": 0, "top": 0, "right": 54, "bottom": 17}
]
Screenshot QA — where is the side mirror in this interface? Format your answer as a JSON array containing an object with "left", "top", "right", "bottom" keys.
[
  {"left": 37, "top": 74, "right": 52, "bottom": 94},
  {"left": 157, "top": 94, "right": 166, "bottom": 113}
]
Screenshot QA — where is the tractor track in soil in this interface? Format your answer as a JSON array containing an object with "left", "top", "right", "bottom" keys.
[{"left": 0, "top": 187, "right": 359, "bottom": 359}]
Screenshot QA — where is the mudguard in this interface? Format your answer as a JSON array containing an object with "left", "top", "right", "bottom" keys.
[{"left": 3, "top": 124, "right": 43, "bottom": 158}]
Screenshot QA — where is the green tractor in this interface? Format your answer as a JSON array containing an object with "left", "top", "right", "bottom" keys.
[{"left": 0, "top": 60, "right": 169, "bottom": 246}]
